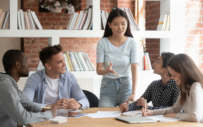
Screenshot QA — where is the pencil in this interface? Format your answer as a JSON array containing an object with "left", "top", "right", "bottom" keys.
[
  {"left": 145, "top": 99, "right": 147, "bottom": 113},
  {"left": 127, "top": 101, "right": 134, "bottom": 106}
]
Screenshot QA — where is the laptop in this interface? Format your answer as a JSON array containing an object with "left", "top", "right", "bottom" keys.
[{"left": 116, "top": 116, "right": 156, "bottom": 124}]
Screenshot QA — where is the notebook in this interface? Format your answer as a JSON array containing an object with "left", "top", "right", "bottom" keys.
[{"left": 116, "top": 116, "right": 156, "bottom": 124}]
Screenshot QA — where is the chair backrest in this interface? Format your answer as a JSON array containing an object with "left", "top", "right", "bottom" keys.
[{"left": 83, "top": 90, "right": 99, "bottom": 107}]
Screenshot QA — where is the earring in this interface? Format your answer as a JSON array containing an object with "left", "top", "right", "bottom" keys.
[{"left": 165, "top": 75, "right": 167, "bottom": 77}]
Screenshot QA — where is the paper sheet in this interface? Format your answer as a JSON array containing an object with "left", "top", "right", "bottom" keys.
[
  {"left": 87, "top": 111, "right": 121, "bottom": 118},
  {"left": 122, "top": 111, "right": 142, "bottom": 116}
]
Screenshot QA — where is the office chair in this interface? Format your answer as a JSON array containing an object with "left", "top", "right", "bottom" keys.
[{"left": 82, "top": 90, "right": 99, "bottom": 107}]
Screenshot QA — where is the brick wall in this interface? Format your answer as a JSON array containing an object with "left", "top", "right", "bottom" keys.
[
  {"left": 185, "top": 0, "right": 203, "bottom": 72},
  {"left": 117, "top": 0, "right": 134, "bottom": 15},
  {"left": 145, "top": 1, "right": 160, "bottom": 64}
]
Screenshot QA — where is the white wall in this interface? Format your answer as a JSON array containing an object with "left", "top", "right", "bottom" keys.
[{"left": 0, "top": 0, "right": 21, "bottom": 71}]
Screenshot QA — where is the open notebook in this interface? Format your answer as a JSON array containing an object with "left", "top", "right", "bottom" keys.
[{"left": 116, "top": 115, "right": 180, "bottom": 124}]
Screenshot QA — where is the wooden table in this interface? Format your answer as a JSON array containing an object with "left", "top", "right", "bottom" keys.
[{"left": 30, "top": 107, "right": 203, "bottom": 127}]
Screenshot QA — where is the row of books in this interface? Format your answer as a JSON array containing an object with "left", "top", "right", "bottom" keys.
[
  {"left": 101, "top": 10, "right": 109, "bottom": 29},
  {"left": 0, "top": 9, "right": 9, "bottom": 29},
  {"left": 64, "top": 52, "right": 95, "bottom": 71},
  {"left": 120, "top": 7, "right": 140, "bottom": 31},
  {"left": 101, "top": 8, "right": 139, "bottom": 31},
  {"left": 157, "top": 14, "right": 170, "bottom": 31},
  {"left": 66, "top": 7, "right": 93, "bottom": 30},
  {"left": 37, "top": 52, "right": 95, "bottom": 71},
  {"left": 139, "top": 52, "right": 152, "bottom": 71},
  {"left": 17, "top": 9, "right": 43, "bottom": 30}
]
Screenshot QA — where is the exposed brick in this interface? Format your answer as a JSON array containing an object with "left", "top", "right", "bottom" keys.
[{"left": 47, "top": 18, "right": 62, "bottom": 22}]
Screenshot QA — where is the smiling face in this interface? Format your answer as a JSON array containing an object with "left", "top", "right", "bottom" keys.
[
  {"left": 45, "top": 52, "right": 66, "bottom": 75},
  {"left": 168, "top": 66, "right": 182, "bottom": 85},
  {"left": 108, "top": 16, "right": 128, "bottom": 37}
]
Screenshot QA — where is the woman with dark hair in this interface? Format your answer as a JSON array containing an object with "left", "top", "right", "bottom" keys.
[
  {"left": 96, "top": 8, "right": 138, "bottom": 107},
  {"left": 120, "top": 52, "right": 179, "bottom": 111},
  {"left": 142, "top": 54, "right": 203, "bottom": 123}
]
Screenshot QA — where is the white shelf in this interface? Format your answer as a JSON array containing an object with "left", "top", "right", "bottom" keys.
[{"left": 0, "top": 30, "right": 172, "bottom": 38}]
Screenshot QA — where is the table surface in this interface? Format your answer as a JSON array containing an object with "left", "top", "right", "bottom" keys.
[{"left": 30, "top": 107, "right": 203, "bottom": 127}]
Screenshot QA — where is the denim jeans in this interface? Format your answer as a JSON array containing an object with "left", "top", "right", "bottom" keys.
[{"left": 99, "top": 77, "right": 132, "bottom": 107}]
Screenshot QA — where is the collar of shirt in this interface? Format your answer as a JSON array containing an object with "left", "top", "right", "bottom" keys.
[
  {"left": 41, "top": 69, "right": 66, "bottom": 82},
  {"left": 158, "top": 79, "right": 176, "bottom": 87}
]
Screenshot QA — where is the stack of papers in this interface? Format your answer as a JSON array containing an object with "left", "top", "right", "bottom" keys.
[
  {"left": 87, "top": 111, "right": 121, "bottom": 118},
  {"left": 50, "top": 116, "right": 67, "bottom": 124},
  {"left": 122, "top": 111, "right": 142, "bottom": 116}
]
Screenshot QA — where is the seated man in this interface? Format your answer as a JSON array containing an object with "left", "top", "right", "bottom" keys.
[
  {"left": 0, "top": 50, "right": 54, "bottom": 127},
  {"left": 23, "top": 44, "right": 89, "bottom": 110}
]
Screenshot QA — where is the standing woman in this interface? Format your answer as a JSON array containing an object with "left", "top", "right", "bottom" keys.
[
  {"left": 96, "top": 8, "right": 139, "bottom": 107},
  {"left": 143, "top": 54, "right": 203, "bottom": 123}
]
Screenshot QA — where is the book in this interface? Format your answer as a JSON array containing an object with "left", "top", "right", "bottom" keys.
[
  {"left": 82, "top": 8, "right": 92, "bottom": 30},
  {"left": 78, "top": 52, "right": 89, "bottom": 71},
  {"left": 66, "top": 52, "right": 74, "bottom": 71},
  {"left": 0, "top": 9, "right": 3, "bottom": 18},
  {"left": 63, "top": 53, "right": 70, "bottom": 71},
  {"left": 165, "top": 15, "right": 170, "bottom": 31},
  {"left": 73, "top": 12, "right": 80, "bottom": 30},
  {"left": 74, "top": 52, "right": 83, "bottom": 71},
  {"left": 127, "top": 8, "right": 139, "bottom": 31},
  {"left": 82, "top": 53, "right": 91, "bottom": 71},
  {"left": 69, "top": 52, "right": 80, "bottom": 71},
  {"left": 66, "top": 13, "right": 74, "bottom": 29},
  {"left": 0, "top": 12, "right": 6, "bottom": 29},
  {"left": 2, "top": 12, "right": 9, "bottom": 29},
  {"left": 76, "top": 52, "right": 86, "bottom": 71},
  {"left": 144, "top": 52, "right": 152, "bottom": 70},
  {"left": 17, "top": 11, "right": 22, "bottom": 30},
  {"left": 64, "top": 53, "right": 72, "bottom": 71},
  {"left": 101, "top": 10, "right": 107, "bottom": 29},
  {"left": 87, "top": 7, "right": 93, "bottom": 30},
  {"left": 79, "top": 11, "right": 87, "bottom": 30},
  {"left": 157, "top": 14, "right": 168, "bottom": 31},
  {"left": 84, "top": 53, "right": 95, "bottom": 71},
  {"left": 31, "top": 11, "right": 43, "bottom": 30},
  {"left": 28, "top": 10, "right": 36, "bottom": 30},
  {"left": 24, "top": 12, "right": 30, "bottom": 30},
  {"left": 20, "top": 9, "right": 25, "bottom": 30},
  {"left": 70, "top": 13, "right": 79, "bottom": 30},
  {"left": 75, "top": 11, "right": 84, "bottom": 30}
]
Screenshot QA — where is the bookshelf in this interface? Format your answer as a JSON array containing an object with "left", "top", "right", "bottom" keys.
[
  {"left": 1, "top": 0, "right": 185, "bottom": 98},
  {"left": 0, "top": 0, "right": 186, "bottom": 54}
]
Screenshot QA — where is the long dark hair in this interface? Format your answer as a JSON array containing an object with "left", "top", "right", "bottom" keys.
[
  {"left": 103, "top": 8, "right": 133, "bottom": 38},
  {"left": 167, "top": 54, "right": 203, "bottom": 105}
]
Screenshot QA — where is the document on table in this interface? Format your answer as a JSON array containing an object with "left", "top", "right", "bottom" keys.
[
  {"left": 146, "top": 115, "right": 180, "bottom": 122},
  {"left": 87, "top": 111, "right": 121, "bottom": 118},
  {"left": 122, "top": 111, "right": 142, "bottom": 116}
]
